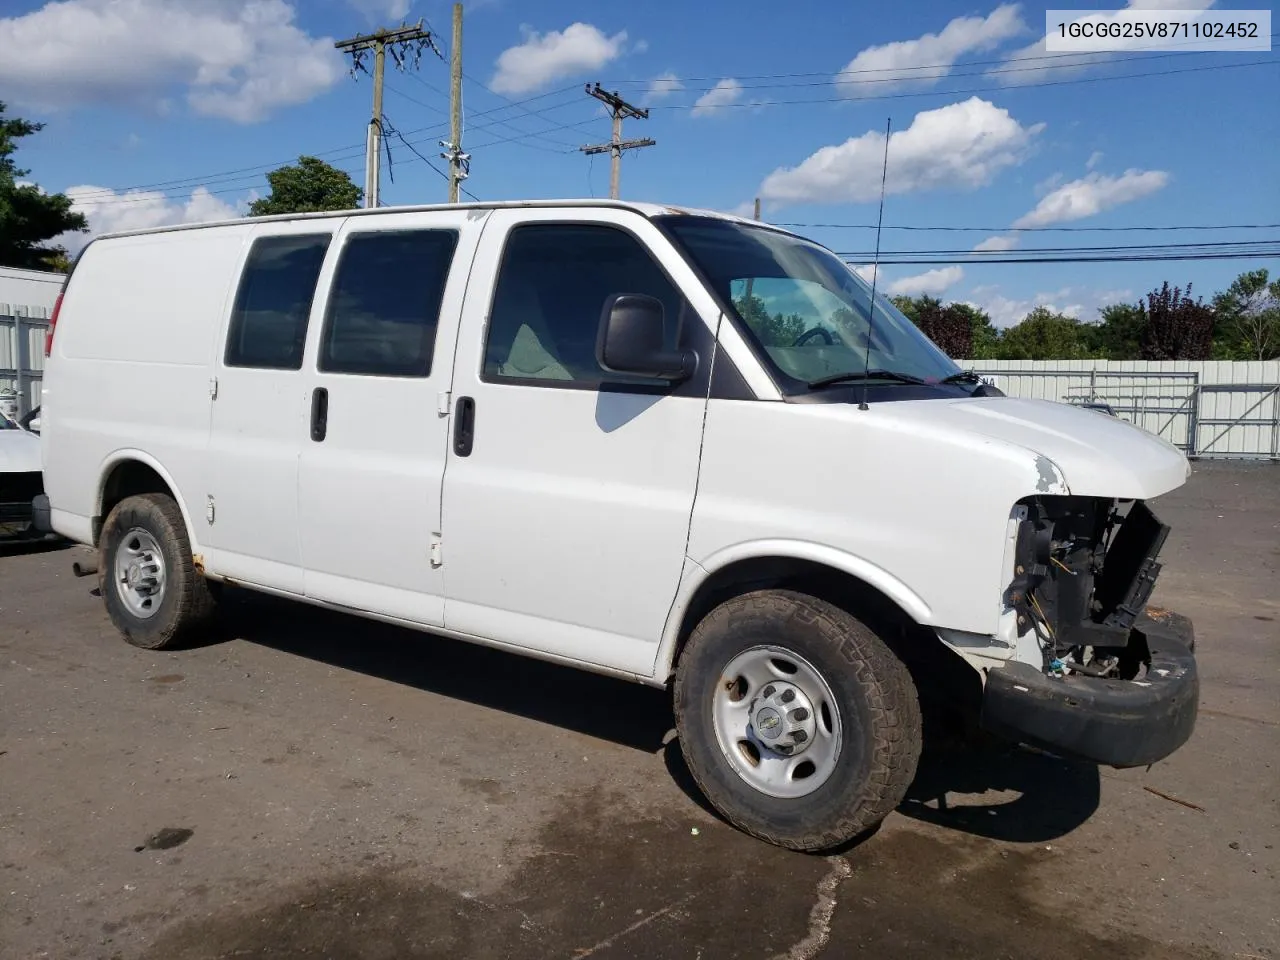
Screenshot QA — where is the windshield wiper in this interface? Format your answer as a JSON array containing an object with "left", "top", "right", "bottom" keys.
[
  {"left": 940, "top": 370, "right": 984, "bottom": 385},
  {"left": 807, "top": 369, "right": 927, "bottom": 390}
]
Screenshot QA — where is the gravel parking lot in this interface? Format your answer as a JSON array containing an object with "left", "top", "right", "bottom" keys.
[{"left": 2, "top": 461, "right": 1277, "bottom": 960}]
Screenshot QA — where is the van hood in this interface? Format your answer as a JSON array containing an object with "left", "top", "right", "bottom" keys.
[
  {"left": 877, "top": 396, "right": 1190, "bottom": 500},
  {"left": 0, "top": 429, "right": 42, "bottom": 474}
]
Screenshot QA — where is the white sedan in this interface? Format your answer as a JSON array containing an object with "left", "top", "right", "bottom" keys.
[{"left": 1, "top": 410, "right": 44, "bottom": 534}]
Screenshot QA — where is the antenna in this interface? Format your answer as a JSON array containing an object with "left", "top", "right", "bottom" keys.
[{"left": 859, "top": 117, "right": 892, "bottom": 413}]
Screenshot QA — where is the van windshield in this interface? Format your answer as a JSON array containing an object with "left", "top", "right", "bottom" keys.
[{"left": 657, "top": 216, "right": 961, "bottom": 391}]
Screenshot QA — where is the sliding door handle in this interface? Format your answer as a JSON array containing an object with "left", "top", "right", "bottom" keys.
[
  {"left": 453, "top": 396, "right": 475, "bottom": 456},
  {"left": 310, "top": 387, "right": 328, "bottom": 442}
]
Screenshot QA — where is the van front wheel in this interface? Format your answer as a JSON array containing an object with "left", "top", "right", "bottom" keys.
[
  {"left": 99, "top": 493, "right": 216, "bottom": 650},
  {"left": 673, "top": 589, "right": 922, "bottom": 852}
]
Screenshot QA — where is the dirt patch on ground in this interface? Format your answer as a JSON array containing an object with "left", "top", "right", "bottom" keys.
[{"left": 140, "top": 791, "right": 1221, "bottom": 960}]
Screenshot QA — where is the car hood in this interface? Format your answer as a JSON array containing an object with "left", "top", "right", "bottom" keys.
[
  {"left": 0, "top": 429, "right": 42, "bottom": 474},
  {"left": 876, "top": 395, "right": 1190, "bottom": 500}
]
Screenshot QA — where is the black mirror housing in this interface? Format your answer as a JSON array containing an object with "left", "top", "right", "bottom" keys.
[{"left": 596, "top": 293, "right": 696, "bottom": 382}]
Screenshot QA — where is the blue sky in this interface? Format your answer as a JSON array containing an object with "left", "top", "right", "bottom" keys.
[{"left": 3, "top": 0, "right": 1277, "bottom": 326}]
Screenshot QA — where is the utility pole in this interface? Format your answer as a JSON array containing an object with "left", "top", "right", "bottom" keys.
[
  {"left": 579, "top": 84, "right": 654, "bottom": 200},
  {"left": 443, "top": 3, "right": 466, "bottom": 203},
  {"left": 335, "top": 21, "right": 436, "bottom": 208}
]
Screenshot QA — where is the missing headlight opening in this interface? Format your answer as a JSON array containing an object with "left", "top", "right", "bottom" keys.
[{"left": 1007, "top": 495, "right": 1170, "bottom": 682}]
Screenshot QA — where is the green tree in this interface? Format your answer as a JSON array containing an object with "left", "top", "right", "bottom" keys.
[
  {"left": 892, "top": 295, "right": 998, "bottom": 359},
  {"left": 0, "top": 101, "right": 87, "bottom": 270},
  {"left": 248, "top": 156, "right": 362, "bottom": 216},
  {"left": 733, "top": 292, "right": 807, "bottom": 346},
  {"left": 997, "top": 307, "right": 1093, "bottom": 360},
  {"left": 1139, "top": 281, "right": 1214, "bottom": 360},
  {"left": 1087, "top": 302, "right": 1145, "bottom": 359},
  {"left": 1211, "top": 269, "right": 1280, "bottom": 360}
]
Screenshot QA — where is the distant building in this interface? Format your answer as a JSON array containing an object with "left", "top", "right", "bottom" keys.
[{"left": 0, "top": 265, "right": 63, "bottom": 317}]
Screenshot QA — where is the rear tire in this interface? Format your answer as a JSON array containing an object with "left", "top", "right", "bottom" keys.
[
  {"left": 674, "top": 589, "right": 922, "bottom": 852},
  {"left": 99, "top": 493, "right": 216, "bottom": 650}
]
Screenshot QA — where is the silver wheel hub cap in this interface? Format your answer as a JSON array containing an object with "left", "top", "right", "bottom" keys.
[
  {"left": 114, "top": 527, "right": 167, "bottom": 619},
  {"left": 748, "top": 681, "right": 817, "bottom": 756},
  {"left": 711, "top": 645, "right": 843, "bottom": 800}
]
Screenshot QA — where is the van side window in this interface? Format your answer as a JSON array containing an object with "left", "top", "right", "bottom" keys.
[
  {"left": 320, "top": 229, "right": 459, "bottom": 377},
  {"left": 483, "top": 223, "right": 684, "bottom": 386},
  {"left": 225, "top": 234, "right": 331, "bottom": 370}
]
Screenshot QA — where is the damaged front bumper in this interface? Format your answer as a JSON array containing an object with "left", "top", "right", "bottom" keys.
[{"left": 980, "top": 610, "right": 1198, "bottom": 768}]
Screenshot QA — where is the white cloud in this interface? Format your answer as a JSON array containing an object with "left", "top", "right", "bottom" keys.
[
  {"left": 646, "top": 71, "right": 684, "bottom": 102},
  {"left": 973, "top": 234, "right": 1019, "bottom": 252},
  {"left": 632, "top": 39, "right": 650, "bottom": 54},
  {"left": 887, "top": 266, "right": 965, "bottom": 297},
  {"left": 346, "top": 0, "right": 412, "bottom": 19},
  {"left": 0, "top": 0, "right": 344, "bottom": 123},
  {"left": 1012, "top": 168, "right": 1169, "bottom": 227},
  {"left": 835, "top": 4, "right": 1025, "bottom": 93},
  {"left": 760, "top": 97, "right": 1044, "bottom": 206},
  {"left": 490, "top": 22, "right": 628, "bottom": 95},
  {"left": 849, "top": 264, "right": 880, "bottom": 288},
  {"left": 691, "top": 79, "right": 743, "bottom": 117},
  {"left": 1086, "top": 150, "right": 1104, "bottom": 170},
  {"left": 59, "top": 185, "right": 245, "bottom": 252},
  {"left": 1035, "top": 171, "right": 1065, "bottom": 197},
  {"left": 991, "top": 0, "right": 1217, "bottom": 84}
]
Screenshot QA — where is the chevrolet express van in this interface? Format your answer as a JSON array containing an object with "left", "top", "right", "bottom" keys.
[{"left": 38, "top": 201, "right": 1198, "bottom": 851}]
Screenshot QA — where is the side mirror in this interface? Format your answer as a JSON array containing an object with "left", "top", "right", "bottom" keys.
[{"left": 596, "top": 294, "right": 696, "bottom": 382}]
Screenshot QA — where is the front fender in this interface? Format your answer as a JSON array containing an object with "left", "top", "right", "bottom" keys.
[{"left": 650, "top": 539, "right": 934, "bottom": 683}]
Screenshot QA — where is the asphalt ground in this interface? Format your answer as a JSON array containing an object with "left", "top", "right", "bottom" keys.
[{"left": 1, "top": 459, "right": 1276, "bottom": 959}]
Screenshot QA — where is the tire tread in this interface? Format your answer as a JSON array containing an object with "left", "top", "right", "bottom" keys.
[{"left": 674, "top": 588, "right": 923, "bottom": 852}]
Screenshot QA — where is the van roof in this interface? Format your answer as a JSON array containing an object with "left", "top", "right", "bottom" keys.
[{"left": 90, "top": 199, "right": 765, "bottom": 243}]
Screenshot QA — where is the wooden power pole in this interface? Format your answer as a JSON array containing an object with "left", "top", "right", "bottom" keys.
[
  {"left": 444, "top": 3, "right": 466, "bottom": 203},
  {"left": 335, "top": 21, "right": 436, "bottom": 208},
  {"left": 580, "top": 84, "right": 654, "bottom": 200}
]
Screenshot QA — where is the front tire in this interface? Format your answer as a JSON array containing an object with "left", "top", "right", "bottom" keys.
[
  {"left": 99, "top": 493, "right": 216, "bottom": 650},
  {"left": 674, "top": 589, "right": 922, "bottom": 852}
]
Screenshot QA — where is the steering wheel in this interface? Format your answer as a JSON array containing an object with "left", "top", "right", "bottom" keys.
[{"left": 793, "top": 327, "right": 835, "bottom": 347}]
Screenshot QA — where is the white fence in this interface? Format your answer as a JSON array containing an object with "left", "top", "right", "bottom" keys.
[
  {"left": 964, "top": 359, "right": 1280, "bottom": 460},
  {"left": 0, "top": 308, "right": 50, "bottom": 419}
]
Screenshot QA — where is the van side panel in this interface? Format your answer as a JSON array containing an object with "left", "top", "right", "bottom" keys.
[{"left": 42, "top": 226, "right": 253, "bottom": 545}]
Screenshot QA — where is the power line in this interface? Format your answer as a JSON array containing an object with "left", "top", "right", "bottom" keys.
[
  {"left": 383, "top": 115, "right": 480, "bottom": 202},
  {"left": 837, "top": 240, "right": 1279, "bottom": 256},
  {"left": 605, "top": 33, "right": 1280, "bottom": 86},
  {"left": 784, "top": 222, "right": 1280, "bottom": 233},
  {"left": 654, "top": 58, "right": 1278, "bottom": 110},
  {"left": 72, "top": 85, "right": 584, "bottom": 202},
  {"left": 847, "top": 251, "right": 1280, "bottom": 265}
]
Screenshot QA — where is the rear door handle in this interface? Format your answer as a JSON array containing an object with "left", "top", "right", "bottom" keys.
[
  {"left": 310, "top": 387, "right": 328, "bottom": 442},
  {"left": 453, "top": 396, "right": 475, "bottom": 456}
]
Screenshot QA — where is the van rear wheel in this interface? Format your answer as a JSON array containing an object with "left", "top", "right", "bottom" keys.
[
  {"left": 99, "top": 493, "right": 216, "bottom": 650},
  {"left": 673, "top": 589, "right": 922, "bottom": 852}
]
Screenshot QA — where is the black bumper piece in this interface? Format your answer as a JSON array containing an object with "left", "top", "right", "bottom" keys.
[
  {"left": 980, "top": 612, "right": 1199, "bottom": 768},
  {"left": 32, "top": 494, "right": 52, "bottom": 533}
]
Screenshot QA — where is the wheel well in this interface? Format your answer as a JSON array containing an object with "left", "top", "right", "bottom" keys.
[
  {"left": 670, "top": 556, "right": 983, "bottom": 732},
  {"left": 96, "top": 461, "right": 175, "bottom": 546}
]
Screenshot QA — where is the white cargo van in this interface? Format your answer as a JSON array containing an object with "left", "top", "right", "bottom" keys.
[{"left": 38, "top": 201, "right": 1198, "bottom": 851}]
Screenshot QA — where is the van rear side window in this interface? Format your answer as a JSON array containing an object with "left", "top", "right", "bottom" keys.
[
  {"left": 225, "top": 234, "right": 331, "bottom": 370},
  {"left": 320, "top": 229, "right": 459, "bottom": 377}
]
